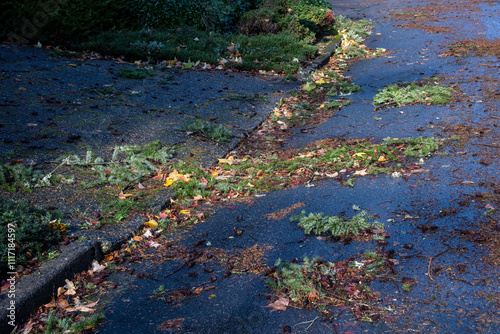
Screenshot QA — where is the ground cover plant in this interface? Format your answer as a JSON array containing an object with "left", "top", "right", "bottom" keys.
[
  {"left": 266, "top": 253, "right": 392, "bottom": 321},
  {"left": 181, "top": 119, "right": 232, "bottom": 143},
  {"left": 0, "top": 198, "right": 64, "bottom": 277},
  {"left": 373, "top": 81, "right": 453, "bottom": 107},
  {"left": 61, "top": 0, "right": 339, "bottom": 74}
]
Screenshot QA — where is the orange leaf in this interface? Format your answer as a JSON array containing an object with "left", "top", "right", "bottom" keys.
[{"left": 308, "top": 290, "right": 319, "bottom": 302}]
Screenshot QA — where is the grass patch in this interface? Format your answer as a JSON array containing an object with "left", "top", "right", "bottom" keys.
[
  {"left": 182, "top": 119, "right": 232, "bottom": 143},
  {"left": 373, "top": 82, "right": 453, "bottom": 107},
  {"left": 118, "top": 67, "right": 156, "bottom": 79},
  {"left": 0, "top": 198, "right": 64, "bottom": 276}
]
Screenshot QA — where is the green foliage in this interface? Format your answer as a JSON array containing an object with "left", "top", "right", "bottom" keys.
[
  {"left": 84, "top": 28, "right": 317, "bottom": 74},
  {"left": 0, "top": 0, "right": 136, "bottom": 44},
  {"left": 238, "top": 0, "right": 335, "bottom": 41},
  {"left": 130, "top": 0, "right": 260, "bottom": 32},
  {"left": 335, "top": 15, "right": 372, "bottom": 38},
  {"left": 383, "top": 136, "right": 441, "bottom": 158},
  {"left": 402, "top": 283, "right": 411, "bottom": 292},
  {"left": 373, "top": 83, "right": 453, "bottom": 107},
  {"left": 0, "top": 164, "right": 43, "bottom": 191},
  {"left": 269, "top": 257, "right": 325, "bottom": 303},
  {"left": 118, "top": 67, "right": 156, "bottom": 79},
  {"left": 101, "top": 199, "right": 143, "bottom": 223},
  {"left": 182, "top": 119, "right": 232, "bottom": 143},
  {"left": 61, "top": 141, "right": 175, "bottom": 187},
  {"left": 43, "top": 310, "right": 104, "bottom": 334},
  {"left": 326, "top": 80, "right": 361, "bottom": 97},
  {"left": 0, "top": 198, "right": 63, "bottom": 273},
  {"left": 290, "top": 210, "right": 382, "bottom": 237}
]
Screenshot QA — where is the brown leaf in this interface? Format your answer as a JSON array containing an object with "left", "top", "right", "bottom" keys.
[
  {"left": 308, "top": 290, "right": 319, "bottom": 302},
  {"left": 157, "top": 318, "right": 184, "bottom": 331},
  {"left": 268, "top": 297, "right": 289, "bottom": 311}
]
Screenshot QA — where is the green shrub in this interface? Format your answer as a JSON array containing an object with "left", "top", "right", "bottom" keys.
[
  {"left": 0, "top": 198, "right": 63, "bottom": 275},
  {"left": 0, "top": 0, "right": 136, "bottom": 45},
  {"left": 237, "top": 0, "right": 336, "bottom": 40},
  {"left": 130, "top": 0, "right": 261, "bottom": 32}
]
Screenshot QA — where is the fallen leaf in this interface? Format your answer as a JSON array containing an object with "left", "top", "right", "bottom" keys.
[
  {"left": 179, "top": 210, "right": 191, "bottom": 215},
  {"left": 378, "top": 156, "right": 387, "bottom": 162},
  {"left": 92, "top": 261, "right": 106, "bottom": 273},
  {"left": 133, "top": 236, "right": 143, "bottom": 242},
  {"left": 218, "top": 156, "right": 235, "bottom": 165},
  {"left": 164, "top": 179, "right": 173, "bottom": 187},
  {"left": 64, "top": 280, "right": 76, "bottom": 295},
  {"left": 157, "top": 318, "right": 184, "bottom": 331},
  {"left": 308, "top": 290, "right": 319, "bottom": 302},
  {"left": 302, "top": 82, "right": 316, "bottom": 92},
  {"left": 193, "top": 287, "right": 203, "bottom": 294},
  {"left": 268, "top": 297, "right": 289, "bottom": 311},
  {"left": 352, "top": 152, "right": 367, "bottom": 158},
  {"left": 144, "top": 220, "right": 158, "bottom": 228},
  {"left": 193, "top": 195, "right": 203, "bottom": 201},
  {"left": 118, "top": 192, "right": 133, "bottom": 200},
  {"left": 208, "top": 294, "right": 216, "bottom": 299},
  {"left": 143, "top": 229, "right": 153, "bottom": 238},
  {"left": 353, "top": 169, "right": 368, "bottom": 176}
]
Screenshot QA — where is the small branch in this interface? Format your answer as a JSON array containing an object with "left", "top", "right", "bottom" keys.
[
  {"left": 428, "top": 248, "right": 450, "bottom": 281},
  {"left": 471, "top": 143, "right": 500, "bottom": 149}
]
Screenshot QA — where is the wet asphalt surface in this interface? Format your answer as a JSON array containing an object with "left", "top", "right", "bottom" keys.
[
  {"left": 93, "top": 0, "right": 500, "bottom": 333},
  {"left": 0, "top": 44, "right": 296, "bottom": 166},
  {"left": 5, "top": 0, "right": 500, "bottom": 332}
]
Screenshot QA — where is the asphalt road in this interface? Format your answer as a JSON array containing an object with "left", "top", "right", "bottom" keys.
[{"left": 94, "top": 0, "right": 500, "bottom": 333}]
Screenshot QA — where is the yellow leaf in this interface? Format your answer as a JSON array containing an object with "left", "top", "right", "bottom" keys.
[
  {"left": 144, "top": 220, "right": 158, "bottom": 228},
  {"left": 119, "top": 192, "right": 134, "bottom": 200},
  {"left": 164, "top": 179, "right": 173, "bottom": 187},
  {"left": 315, "top": 78, "right": 326, "bottom": 84},
  {"left": 168, "top": 170, "right": 190, "bottom": 182},
  {"left": 209, "top": 170, "right": 218, "bottom": 177},
  {"left": 302, "top": 82, "right": 316, "bottom": 92},
  {"left": 208, "top": 294, "right": 216, "bottom": 299},
  {"left": 352, "top": 152, "right": 367, "bottom": 158},
  {"left": 68, "top": 64, "right": 77, "bottom": 67},
  {"left": 218, "top": 156, "right": 235, "bottom": 165},
  {"left": 179, "top": 210, "right": 190, "bottom": 215},
  {"left": 133, "top": 236, "right": 143, "bottom": 242},
  {"left": 378, "top": 156, "right": 387, "bottom": 162},
  {"left": 354, "top": 169, "right": 368, "bottom": 176}
]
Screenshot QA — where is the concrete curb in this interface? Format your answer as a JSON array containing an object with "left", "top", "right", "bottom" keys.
[
  {"left": 0, "top": 38, "right": 341, "bottom": 334},
  {"left": 298, "top": 38, "right": 342, "bottom": 81}
]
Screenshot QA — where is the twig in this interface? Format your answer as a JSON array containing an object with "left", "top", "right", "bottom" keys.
[
  {"left": 294, "top": 316, "right": 320, "bottom": 331},
  {"left": 471, "top": 143, "right": 500, "bottom": 149},
  {"left": 164, "top": 253, "right": 203, "bottom": 278},
  {"left": 428, "top": 248, "right": 450, "bottom": 281}
]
